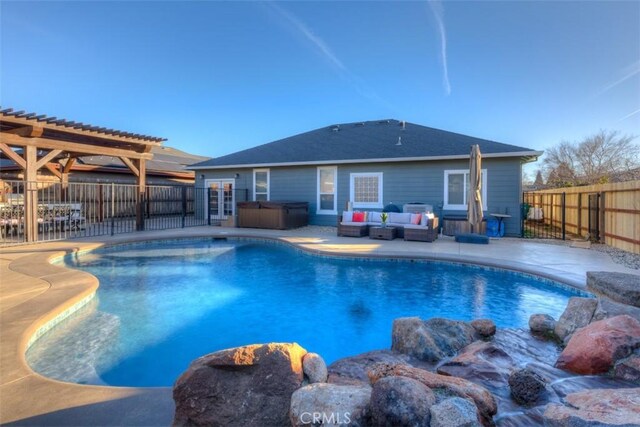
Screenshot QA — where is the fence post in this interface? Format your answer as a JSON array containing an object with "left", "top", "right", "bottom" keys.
[
  {"left": 111, "top": 183, "right": 115, "bottom": 236},
  {"left": 207, "top": 188, "right": 211, "bottom": 226},
  {"left": 599, "top": 192, "right": 605, "bottom": 243},
  {"left": 181, "top": 186, "right": 187, "bottom": 228},
  {"left": 561, "top": 192, "right": 566, "bottom": 240}
]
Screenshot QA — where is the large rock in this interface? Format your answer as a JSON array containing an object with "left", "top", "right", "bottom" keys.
[
  {"left": 392, "top": 317, "right": 477, "bottom": 363},
  {"left": 370, "top": 376, "right": 435, "bottom": 427},
  {"left": 368, "top": 363, "right": 497, "bottom": 425},
  {"left": 587, "top": 271, "right": 640, "bottom": 308},
  {"left": 556, "top": 315, "right": 640, "bottom": 375},
  {"left": 437, "top": 341, "right": 514, "bottom": 388},
  {"left": 543, "top": 388, "right": 640, "bottom": 426},
  {"left": 328, "top": 350, "right": 415, "bottom": 386},
  {"left": 289, "top": 383, "right": 371, "bottom": 427},
  {"left": 593, "top": 296, "right": 640, "bottom": 323},
  {"left": 554, "top": 297, "right": 598, "bottom": 343},
  {"left": 429, "top": 397, "right": 481, "bottom": 427},
  {"left": 528, "top": 313, "right": 556, "bottom": 337},
  {"left": 614, "top": 354, "right": 640, "bottom": 382},
  {"left": 508, "top": 368, "right": 547, "bottom": 406},
  {"left": 303, "top": 352, "right": 328, "bottom": 383},
  {"left": 471, "top": 319, "right": 496, "bottom": 338},
  {"left": 173, "top": 343, "right": 307, "bottom": 426}
]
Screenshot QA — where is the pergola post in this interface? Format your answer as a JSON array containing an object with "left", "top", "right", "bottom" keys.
[
  {"left": 24, "top": 146, "right": 38, "bottom": 243},
  {"left": 136, "top": 159, "right": 146, "bottom": 231}
]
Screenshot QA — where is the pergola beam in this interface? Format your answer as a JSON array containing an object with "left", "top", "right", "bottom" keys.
[
  {"left": 35, "top": 149, "right": 63, "bottom": 170},
  {"left": 5, "top": 125, "right": 44, "bottom": 138},
  {"left": 119, "top": 156, "right": 139, "bottom": 177},
  {"left": 44, "top": 163, "right": 63, "bottom": 179},
  {"left": 0, "top": 142, "right": 26, "bottom": 169},
  {"left": 0, "top": 132, "right": 153, "bottom": 160}
]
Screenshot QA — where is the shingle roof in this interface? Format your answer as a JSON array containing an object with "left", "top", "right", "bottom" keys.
[{"left": 190, "top": 119, "right": 540, "bottom": 169}]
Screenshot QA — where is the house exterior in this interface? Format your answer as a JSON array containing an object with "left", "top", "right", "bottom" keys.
[{"left": 190, "top": 119, "right": 542, "bottom": 236}]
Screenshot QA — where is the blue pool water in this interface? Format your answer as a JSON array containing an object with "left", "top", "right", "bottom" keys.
[{"left": 27, "top": 238, "right": 585, "bottom": 387}]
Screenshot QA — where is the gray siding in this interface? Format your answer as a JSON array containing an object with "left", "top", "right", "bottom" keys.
[{"left": 197, "top": 158, "right": 523, "bottom": 235}]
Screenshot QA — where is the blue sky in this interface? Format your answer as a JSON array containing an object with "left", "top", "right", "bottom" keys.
[{"left": 1, "top": 1, "right": 638, "bottom": 172}]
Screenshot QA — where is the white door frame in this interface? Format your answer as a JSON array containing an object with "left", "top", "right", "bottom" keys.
[{"left": 204, "top": 178, "right": 236, "bottom": 220}]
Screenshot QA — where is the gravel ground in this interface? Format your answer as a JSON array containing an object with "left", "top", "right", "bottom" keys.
[{"left": 590, "top": 243, "right": 640, "bottom": 270}]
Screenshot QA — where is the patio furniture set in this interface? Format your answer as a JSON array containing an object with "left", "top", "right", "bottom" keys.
[
  {"left": 337, "top": 211, "right": 439, "bottom": 242},
  {"left": 0, "top": 203, "right": 85, "bottom": 238}
]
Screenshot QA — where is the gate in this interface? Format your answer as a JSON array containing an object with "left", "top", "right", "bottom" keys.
[
  {"left": 588, "top": 193, "right": 600, "bottom": 241},
  {"left": 522, "top": 191, "right": 566, "bottom": 239}
]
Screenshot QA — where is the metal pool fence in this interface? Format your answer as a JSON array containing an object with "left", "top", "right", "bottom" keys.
[{"left": 0, "top": 180, "right": 211, "bottom": 246}]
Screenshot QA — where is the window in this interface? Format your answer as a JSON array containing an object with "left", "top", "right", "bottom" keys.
[
  {"left": 350, "top": 172, "right": 383, "bottom": 208},
  {"left": 444, "top": 169, "right": 488, "bottom": 210},
  {"left": 253, "top": 169, "right": 270, "bottom": 201},
  {"left": 317, "top": 166, "right": 337, "bottom": 214}
]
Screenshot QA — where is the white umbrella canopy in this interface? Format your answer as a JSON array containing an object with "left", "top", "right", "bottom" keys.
[{"left": 467, "top": 144, "right": 483, "bottom": 232}]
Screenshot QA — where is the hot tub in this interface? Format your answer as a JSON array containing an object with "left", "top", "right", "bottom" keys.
[{"left": 237, "top": 201, "right": 309, "bottom": 230}]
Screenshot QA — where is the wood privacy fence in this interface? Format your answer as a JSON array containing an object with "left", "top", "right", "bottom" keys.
[{"left": 524, "top": 180, "right": 640, "bottom": 254}]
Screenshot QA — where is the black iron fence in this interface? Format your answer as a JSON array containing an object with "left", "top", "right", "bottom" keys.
[
  {"left": 522, "top": 190, "right": 602, "bottom": 241},
  {"left": 0, "top": 180, "right": 209, "bottom": 246}
]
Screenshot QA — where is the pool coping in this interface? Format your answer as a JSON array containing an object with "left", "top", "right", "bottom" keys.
[{"left": 0, "top": 227, "right": 613, "bottom": 425}]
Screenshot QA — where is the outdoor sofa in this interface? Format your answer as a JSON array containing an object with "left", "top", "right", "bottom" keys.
[{"left": 337, "top": 211, "right": 439, "bottom": 242}]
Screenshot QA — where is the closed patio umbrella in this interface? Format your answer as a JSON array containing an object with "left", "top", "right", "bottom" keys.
[{"left": 467, "top": 144, "right": 483, "bottom": 233}]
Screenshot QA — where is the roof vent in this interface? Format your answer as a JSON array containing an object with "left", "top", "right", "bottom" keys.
[
  {"left": 400, "top": 121, "right": 406, "bottom": 130},
  {"left": 377, "top": 119, "right": 391, "bottom": 125},
  {"left": 331, "top": 125, "right": 340, "bottom": 132},
  {"left": 355, "top": 122, "right": 365, "bottom": 127},
  {"left": 396, "top": 136, "right": 402, "bottom": 146}
]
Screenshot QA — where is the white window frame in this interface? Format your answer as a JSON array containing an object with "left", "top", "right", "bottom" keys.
[
  {"left": 253, "top": 168, "right": 270, "bottom": 201},
  {"left": 350, "top": 172, "right": 383, "bottom": 209},
  {"left": 317, "top": 166, "right": 337, "bottom": 214},
  {"left": 443, "top": 169, "right": 488, "bottom": 210}
]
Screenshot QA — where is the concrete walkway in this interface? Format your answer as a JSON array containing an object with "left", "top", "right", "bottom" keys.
[{"left": 1, "top": 226, "right": 637, "bottom": 426}]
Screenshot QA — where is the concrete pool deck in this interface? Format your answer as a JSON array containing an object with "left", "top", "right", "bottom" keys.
[{"left": 1, "top": 226, "right": 638, "bottom": 426}]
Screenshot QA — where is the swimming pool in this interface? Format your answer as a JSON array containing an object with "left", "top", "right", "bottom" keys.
[{"left": 27, "top": 238, "right": 585, "bottom": 387}]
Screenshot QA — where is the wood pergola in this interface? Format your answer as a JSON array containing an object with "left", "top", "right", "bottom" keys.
[{"left": 0, "top": 107, "right": 166, "bottom": 242}]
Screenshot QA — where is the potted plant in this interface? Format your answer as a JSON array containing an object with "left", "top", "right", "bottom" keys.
[{"left": 380, "top": 212, "right": 388, "bottom": 227}]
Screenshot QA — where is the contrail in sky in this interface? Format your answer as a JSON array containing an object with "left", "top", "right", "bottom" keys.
[
  {"left": 265, "top": 2, "right": 347, "bottom": 75},
  {"left": 596, "top": 60, "right": 640, "bottom": 96},
  {"left": 618, "top": 108, "right": 640, "bottom": 122},
  {"left": 428, "top": 0, "right": 451, "bottom": 96},
  {"left": 265, "top": 2, "right": 391, "bottom": 108}
]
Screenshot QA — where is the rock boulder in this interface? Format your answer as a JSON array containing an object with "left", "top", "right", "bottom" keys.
[
  {"left": 471, "top": 319, "right": 496, "bottom": 338},
  {"left": 556, "top": 315, "right": 640, "bottom": 375},
  {"left": 543, "top": 388, "right": 640, "bottom": 426},
  {"left": 327, "top": 350, "right": 414, "bottom": 386},
  {"left": 289, "top": 383, "right": 371, "bottom": 427},
  {"left": 392, "top": 317, "right": 477, "bottom": 363},
  {"left": 303, "top": 352, "right": 328, "bottom": 383},
  {"left": 172, "top": 343, "right": 307, "bottom": 427},
  {"left": 587, "top": 271, "right": 640, "bottom": 308},
  {"left": 368, "top": 363, "right": 496, "bottom": 425},
  {"left": 508, "top": 368, "right": 547, "bottom": 405},
  {"left": 528, "top": 314, "right": 556, "bottom": 337},
  {"left": 370, "top": 376, "right": 435, "bottom": 427},
  {"left": 554, "top": 297, "right": 597, "bottom": 343},
  {"left": 614, "top": 354, "right": 640, "bottom": 382},
  {"left": 429, "top": 397, "right": 481, "bottom": 427}
]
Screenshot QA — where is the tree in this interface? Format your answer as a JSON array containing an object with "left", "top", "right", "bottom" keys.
[
  {"left": 543, "top": 130, "right": 639, "bottom": 187},
  {"left": 533, "top": 170, "right": 544, "bottom": 188}
]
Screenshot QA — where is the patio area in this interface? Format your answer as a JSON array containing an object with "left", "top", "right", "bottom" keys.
[{"left": 1, "top": 226, "right": 637, "bottom": 426}]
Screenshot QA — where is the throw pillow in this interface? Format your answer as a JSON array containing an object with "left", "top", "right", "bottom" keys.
[
  {"left": 411, "top": 213, "right": 422, "bottom": 225},
  {"left": 353, "top": 212, "right": 366, "bottom": 222},
  {"left": 342, "top": 211, "right": 353, "bottom": 222}
]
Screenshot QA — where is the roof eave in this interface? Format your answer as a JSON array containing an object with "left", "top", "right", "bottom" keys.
[{"left": 188, "top": 151, "right": 544, "bottom": 170}]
